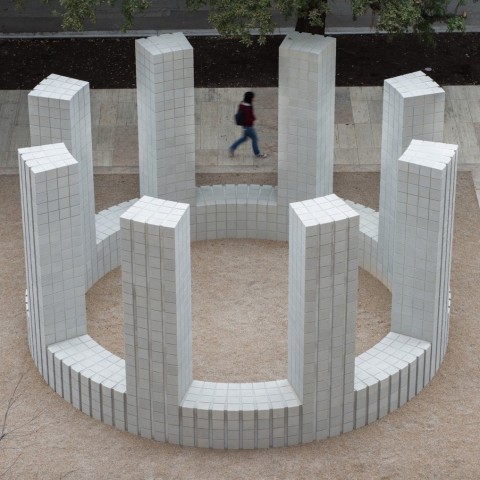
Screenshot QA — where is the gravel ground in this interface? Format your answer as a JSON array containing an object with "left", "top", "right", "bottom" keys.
[{"left": 1, "top": 171, "right": 479, "bottom": 479}]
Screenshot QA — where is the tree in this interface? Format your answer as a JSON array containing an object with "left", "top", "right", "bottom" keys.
[
  {"left": 187, "top": 0, "right": 476, "bottom": 43},
  {"left": 350, "top": 0, "right": 473, "bottom": 38},
  {"left": 14, "top": 0, "right": 477, "bottom": 44},
  {"left": 186, "top": 0, "right": 330, "bottom": 43}
]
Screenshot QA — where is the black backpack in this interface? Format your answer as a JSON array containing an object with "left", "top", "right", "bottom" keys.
[{"left": 234, "top": 106, "right": 245, "bottom": 126}]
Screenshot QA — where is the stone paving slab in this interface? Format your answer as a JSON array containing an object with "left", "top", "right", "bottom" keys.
[{"left": 1, "top": 86, "right": 479, "bottom": 200}]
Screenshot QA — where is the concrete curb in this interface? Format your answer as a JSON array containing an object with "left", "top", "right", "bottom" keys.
[{"left": 1, "top": 25, "right": 479, "bottom": 39}]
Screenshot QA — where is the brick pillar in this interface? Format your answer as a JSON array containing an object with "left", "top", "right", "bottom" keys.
[
  {"left": 378, "top": 72, "right": 445, "bottom": 288},
  {"left": 391, "top": 140, "right": 457, "bottom": 380},
  {"left": 28, "top": 75, "right": 96, "bottom": 289},
  {"left": 121, "top": 196, "right": 192, "bottom": 442},
  {"left": 136, "top": 34, "right": 196, "bottom": 209},
  {"left": 277, "top": 33, "right": 336, "bottom": 207},
  {"left": 19, "top": 143, "right": 86, "bottom": 381},
  {"left": 288, "top": 194, "right": 358, "bottom": 441}
]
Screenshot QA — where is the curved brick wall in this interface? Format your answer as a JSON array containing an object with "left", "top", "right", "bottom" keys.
[
  {"left": 23, "top": 169, "right": 454, "bottom": 447},
  {"left": 19, "top": 32, "right": 457, "bottom": 449}
]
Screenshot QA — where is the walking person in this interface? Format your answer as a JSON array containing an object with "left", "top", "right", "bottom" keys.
[{"left": 229, "top": 91, "right": 268, "bottom": 158}]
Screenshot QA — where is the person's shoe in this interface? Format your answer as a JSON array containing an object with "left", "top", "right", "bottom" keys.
[
  {"left": 228, "top": 148, "right": 234, "bottom": 158},
  {"left": 256, "top": 153, "right": 268, "bottom": 158}
]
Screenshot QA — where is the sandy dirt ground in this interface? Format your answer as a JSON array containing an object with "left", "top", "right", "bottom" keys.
[{"left": 1, "top": 172, "right": 479, "bottom": 479}]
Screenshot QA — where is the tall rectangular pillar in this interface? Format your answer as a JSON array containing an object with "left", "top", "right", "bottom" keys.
[
  {"left": 18, "top": 143, "right": 87, "bottom": 380},
  {"left": 121, "top": 196, "right": 192, "bottom": 442},
  {"left": 136, "top": 33, "right": 196, "bottom": 208},
  {"left": 278, "top": 33, "right": 336, "bottom": 207},
  {"left": 378, "top": 72, "right": 445, "bottom": 288},
  {"left": 28, "top": 75, "right": 96, "bottom": 289},
  {"left": 288, "top": 194, "right": 358, "bottom": 442},
  {"left": 391, "top": 140, "right": 457, "bottom": 379}
]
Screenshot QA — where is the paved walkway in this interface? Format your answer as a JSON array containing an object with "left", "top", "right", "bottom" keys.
[{"left": 1, "top": 86, "right": 479, "bottom": 203}]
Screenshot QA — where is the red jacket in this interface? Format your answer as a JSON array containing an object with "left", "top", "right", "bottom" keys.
[{"left": 239, "top": 102, "right": 256, "bottom": 127}]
